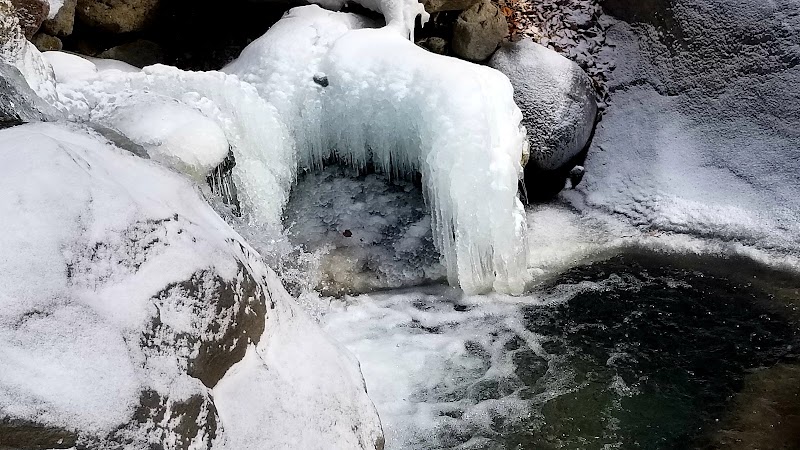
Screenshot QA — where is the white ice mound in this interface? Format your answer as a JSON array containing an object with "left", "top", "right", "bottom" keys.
[
  {"left": 226, "top": 6, "right": 530, "bottom": 294},
  {"left": 102, "top": 94, "right": 230, "bottom": 181}
]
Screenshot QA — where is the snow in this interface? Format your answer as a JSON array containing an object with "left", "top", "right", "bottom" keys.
[
  {"left": 213, "top": 272, "right": 383, "bottom": 450},
  {"left": 100, "top": 94, "right": 230, "bottom": 181},
  {"left": 225, "top": 6, "right": 529, "bottom": 294}
]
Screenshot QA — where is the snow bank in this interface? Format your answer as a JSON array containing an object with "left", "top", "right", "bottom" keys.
[
  {"left": 226, "top": 6, "right": 529, "bottom": 294},
  {"left": 0, "top": 123, "right": 382, "bottom": 448}
]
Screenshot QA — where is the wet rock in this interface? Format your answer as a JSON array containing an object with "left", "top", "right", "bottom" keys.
[
  {"left": 416, "top": 36, "right": 448, "bottom": 54},
  {"left": 9, "top": 0, "right": 49, "bottom": 38},
  {"left": 76, "top": 0, "right": 160, "bottom": 33},
  {"left": 97, "top": 39, "right": 164, "bottom": 67},
  {"left": 489, "top": 39, "right": 597, "bottom": 172},
  {"left": 451, "top": 0, "right": 507, "bottom": 61},
  {"left": 41, "top": 0, "right": 77, "bottom": 36},
  {"left": 423, "top": 0, "right": 480, "bottom": 13},
  {"left": 30, "top": 32, "right": 62, "bottom": 51}
]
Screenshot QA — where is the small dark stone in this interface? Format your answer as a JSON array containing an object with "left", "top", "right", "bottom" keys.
[
  {"left": 313, "top": 73, "right": 329, "bottom": 87},
  {"left": 343, "top": 229, "right": 353, "bottom": 237}
]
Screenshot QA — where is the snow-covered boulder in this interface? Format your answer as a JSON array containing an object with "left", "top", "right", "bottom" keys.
[
  {"left": 451, "top": 0, "right": 508, "bottom": 61},
  {"left": 0, "top": 123, "right": 383, "bottom": 449},
  {"left": 490, "top": 39, "right": 597, "bottom": 172}
]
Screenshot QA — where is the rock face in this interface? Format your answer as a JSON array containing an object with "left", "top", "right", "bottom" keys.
[
  {"left": 9, "top": 0, "right": 49, "bottom": 38},
  {"left": 451, "top": 0, "right": 507, "bottom": 61},
  {"left": 76, "top": 0, "right": 159, "bottom": 33},
  {"left": 42, "top": 0, "right": 77, "bottom": 36},
  {"left": 0, "top": 123, "right": 384, "bottom": 450},
  {"left": 490, "top": 39, "right": 597, "bottom": 172}
]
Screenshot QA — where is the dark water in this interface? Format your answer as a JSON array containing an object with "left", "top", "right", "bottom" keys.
[{"left": 505, "top": 253, "right": 800, "bottom": 449}]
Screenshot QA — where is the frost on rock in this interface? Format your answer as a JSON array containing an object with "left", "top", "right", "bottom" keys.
[
  {"left": 490, "top": 38, "right": 597, "bottom": 171},
  {"left": 226, "top": 6, "right": 529, "bottom": 294},
  {"left": 0, "top": 123, "right": 382, "bottom": 449}
]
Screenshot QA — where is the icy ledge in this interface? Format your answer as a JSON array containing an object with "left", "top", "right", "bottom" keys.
[{"left": 47, "top": 6, "right": 530, "bottom": 294}]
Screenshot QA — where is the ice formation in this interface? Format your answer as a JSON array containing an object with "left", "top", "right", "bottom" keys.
[{"left": 226, "top": 6, "right": 530, "bottom": 294}]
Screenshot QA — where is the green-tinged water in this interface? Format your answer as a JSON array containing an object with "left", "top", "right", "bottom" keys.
[{"left": 507, "top": 253, "right": 800, "bottom": 449}]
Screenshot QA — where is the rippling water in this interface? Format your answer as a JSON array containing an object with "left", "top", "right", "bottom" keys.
[{"left": 323, "top": 253, "right": 800, "bottom": 449}]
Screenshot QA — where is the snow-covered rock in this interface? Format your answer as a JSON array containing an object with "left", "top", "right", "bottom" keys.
[
  {"left": 0, "top": 123, "right": 383, "bottom": 449},
  {"left": 545, "top": 0, "right": 800, "bottom": 265},
  {"left": 451, "top": 0, "right": 508, "bottom": 62},
  {"left": 490, "top": 39, "right": 597, "bottom": 172}
]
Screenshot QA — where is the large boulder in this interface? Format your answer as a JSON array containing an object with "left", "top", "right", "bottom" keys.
[
  {"left": 9, "top": 0, "right": 49, "bottom": 38},
  {"left": 451, "top": 0, "right": 507, "bottom": 61},
  {"left": 0, "top": 123, "right": 384, "bottom": 449},
  {"left": 76, "top": 0, "right": 159, "bottom": 33},
  {"left": 489, "top": 39, "right": 597, "bottom": 172},
  {"left": 42, "top": 0, "right": 77, "bottom": 36}
]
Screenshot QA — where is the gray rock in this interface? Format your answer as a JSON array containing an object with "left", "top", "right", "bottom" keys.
[
  {"left": 451, "top": 0, "right": 508, "bottom": 62},
  {"left": 9, "top": 0, "right": 49, "bottom": 38},
  {"left": 0, "top": 62, "right": 59, "bottom": 127},
  {"left": 423, "top": 0, "right": 480, "bottom": 13},
  {"left": 76, "top": 0, "right": 160, "bottom": 33},
  {"left": 42, "top": 0, "right": 77, "bottom": 36},
  {"left": 489, "top": 39, "right": 597, "bottom": 171},
  {"left": 30, "top": 32, "right": 62, "bottom": 51},
  {"left": 98, "top": 39, "right": 164, "bottom": 68}
]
